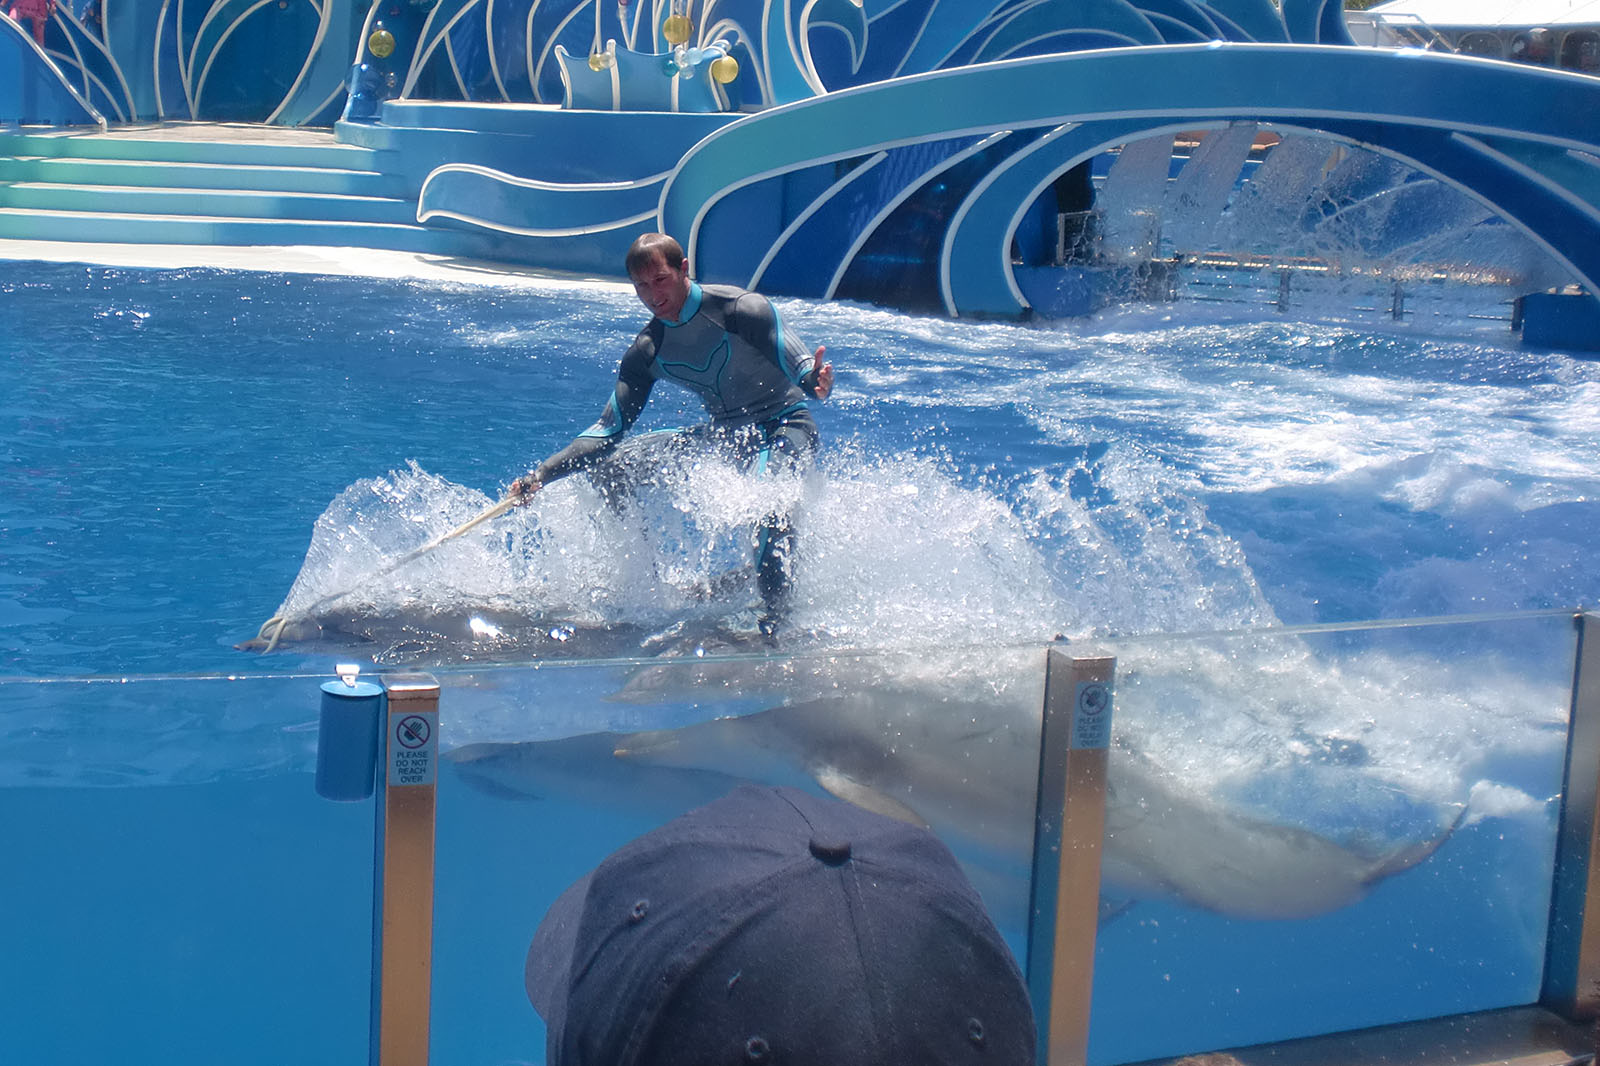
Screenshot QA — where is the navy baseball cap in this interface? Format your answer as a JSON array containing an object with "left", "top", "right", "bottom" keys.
[{"left": 526, "top": 784, "right": 1036, "bottom": 1066}]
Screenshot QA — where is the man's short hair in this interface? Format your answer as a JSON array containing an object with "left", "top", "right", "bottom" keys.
[
  {"left": 625, "top": 233, "right": 685, "bottom": 278},
  {"left": 526, "top": 784, "right": 1037, "bottom": 1066}
]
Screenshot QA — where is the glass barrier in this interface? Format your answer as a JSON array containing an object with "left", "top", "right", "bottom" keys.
[
  {"left": 428, "top": 645, "right": 1049, "bottom": 1064},
  {"left": 0, "top": 673, "right": 375, "bottom": 1066},
  {"left": 1090, "top": 610, "right": 1579, "bottom": 1062},
  {"left": 0, "top": 608, "right": 1585, "bottom": 1066}
]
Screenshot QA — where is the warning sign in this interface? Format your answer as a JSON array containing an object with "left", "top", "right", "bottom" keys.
[
  {"left": 388, "top": 710, "right": 438, "bottom": 787},
  {"left": 1069, "top": 681, "right": 1113, "bottom": 750}
]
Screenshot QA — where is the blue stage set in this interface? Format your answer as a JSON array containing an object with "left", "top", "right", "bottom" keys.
[{"left": 3, "top": 0, "right": 1600, "bottom": 336}]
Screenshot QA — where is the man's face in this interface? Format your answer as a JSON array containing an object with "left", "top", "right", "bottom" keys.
[{"left": 630, "top": 253, "right": 692, "bottom": 322}]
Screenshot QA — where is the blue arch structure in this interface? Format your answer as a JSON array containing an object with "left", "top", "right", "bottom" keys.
[{"left": 657, "top": 43, "right": 1600, "bottom": 317}]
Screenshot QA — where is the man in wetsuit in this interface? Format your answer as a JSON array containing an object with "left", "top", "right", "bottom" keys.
[{"left": 509, "top": 232, "right": 834, "bottom": 638}]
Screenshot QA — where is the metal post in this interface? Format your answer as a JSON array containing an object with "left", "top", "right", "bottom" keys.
[
  {"left": 1543, "top": 613, "right": 1600, "bottom": 1019},
  {"left": 1027, "top": 650, "right": 1115, "bottom": 1066},
  {"left": 375, "top": 672, "right": 440, "bottom": 1066}
]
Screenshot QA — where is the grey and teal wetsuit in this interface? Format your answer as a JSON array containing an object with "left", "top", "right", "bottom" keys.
[{"left": 531, "top": 282, "right": 826, "bottom": 622}]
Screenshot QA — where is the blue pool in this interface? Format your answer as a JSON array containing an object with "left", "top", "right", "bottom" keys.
[
  {"left": 6, "top": 261, "right": 1597, "bottom": 676},
  {"left": 2, "top": 258, "right": 1598, "bottom": 1064}
]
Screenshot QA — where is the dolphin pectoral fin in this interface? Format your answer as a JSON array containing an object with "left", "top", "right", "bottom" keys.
[
  {"left": 813, "top": 766, "right": 931, "bottom": 829},
  {"left": 1363, "top": 802, "right": 1470, "bottom": 887}
]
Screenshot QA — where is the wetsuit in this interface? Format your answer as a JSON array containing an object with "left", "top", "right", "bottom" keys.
[{"left": 532, "top": 282, "right": 825, "bottom": 625}]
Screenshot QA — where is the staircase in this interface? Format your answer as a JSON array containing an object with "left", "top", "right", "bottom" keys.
[{"left": 0, "top": 122, "right": 510, "bottom": 258}]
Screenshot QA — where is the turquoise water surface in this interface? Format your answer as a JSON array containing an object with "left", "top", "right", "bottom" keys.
[{"left": 2, "top": 260, "right": 1597, "bottom": 1063}]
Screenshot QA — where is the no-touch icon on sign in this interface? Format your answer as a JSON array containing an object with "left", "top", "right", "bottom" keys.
[
  {"left": 388, "top": 710, "right": 438, "bottom": 787},
  {"left": 397, "top": 715, "right": 431, "bottom": 749},
  {"left": 1069, "top": 681, "right": 1113, "bottom": 750}
]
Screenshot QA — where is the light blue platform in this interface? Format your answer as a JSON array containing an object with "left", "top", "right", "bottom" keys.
[{"left": 4, "top": 0, "right": 1599, "bottom": 327}]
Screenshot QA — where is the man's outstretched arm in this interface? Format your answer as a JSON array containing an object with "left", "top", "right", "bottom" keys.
[{"left": 510, "top": 352, "right": 655, "bottom": 502}]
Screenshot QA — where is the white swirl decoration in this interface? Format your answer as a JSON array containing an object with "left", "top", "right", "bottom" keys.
[{"left": 26, "top": 0, "right": 1341, "bottom": 124}]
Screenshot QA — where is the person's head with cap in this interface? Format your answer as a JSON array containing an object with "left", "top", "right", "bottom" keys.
[{"left": 527, "top": 783, "right": 1036, "bottom": 1066}]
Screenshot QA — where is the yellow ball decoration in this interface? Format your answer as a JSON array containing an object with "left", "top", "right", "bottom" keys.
[
  {"left": 588, "top": 50, "right": 613, "bottom": 71},
  {"left": 709, "top": 55, "right": 739, "bottom": 83},
  {"left": 367, "top": 28, "right": 396, "bottom": 59},
  {"left": 662, "top": 13, "right": 693, "bottom": 45}
]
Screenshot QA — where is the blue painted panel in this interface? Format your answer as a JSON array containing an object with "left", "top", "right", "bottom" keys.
[
  {"left": 47, "top": 8, "right": 137, "bottom": 121},
  {"left": 1475, "top": 134, "right": 1600, "bottom": 209},
  {"left": 1280, "top": 0, "right": 1352, "bottom": 46},
  {"left": 890, "top": 0, "right": 1005, "bottom": 80},
  {"left": 969, "top": 0, "right": 1159, "bottom": 65},
  {"left": 101, "top": 0, "right": 167, "bottom": 116},
  {"left": 763, "top": 0, "right": 866, "bottom": 98},
  {"left": 849, "top": 0, "right": 933, "bottom": 84},
  {"left": 691, "top": 176, "right": 791, "bottom": 282},
  {"left": 831, "top": 132, "right": 1041, "bottom": 312},
  {"left": 755, "top": 137, "right": 984, "bottom": 296},
  {"left": 416, "top": 162, "right": 664, "bottom": 233},
  {"left": 152, "top": 0, "right": 186, "bottom": 117},
  {"left": 1136, "top": 0, "right": 1222, "bottom": 42},
  {"left": 273, "top": 0, "right": 365, "bottom": 125},
  {"left": 1142, "top": 14, "right": 1209, "bottom": 44},
  {"left": 366, "top": 101, "right": 736, "bottom": 185},
  {"left": 484, "top": 0, "right": 534, "bottom": 100},
  {"left": 447, "top": 1, "right": 499, "bottom": 100},
  {"left": 1, "top": 20, "right": 103, "bottom": 123},
  {"left": 944, "top": 117, "right": 1155, "bottom": 316},
  {"left": 1192, "top": 0, "right": 1283, "bottom": 42},
  {"left": 190, "top": 0, "right": 322, "bottom": 120}
]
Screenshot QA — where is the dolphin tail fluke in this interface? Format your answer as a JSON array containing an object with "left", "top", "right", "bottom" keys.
[
  {"left": 813, "top": 766, "right": 931, "bottom": 829},
  {"left": 1363, "top": 801, "right": 1470, "bottom": 887}
]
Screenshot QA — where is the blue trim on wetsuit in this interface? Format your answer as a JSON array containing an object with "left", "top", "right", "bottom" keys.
[
  {"left": 664, "top": 282, "right": 704, "bottom": 327},
  {"left": 771, "top": 303, "right": 806, "bottom": 387},
  {"left": 578, "top": 388, "right": 626, "bottom": 438}
]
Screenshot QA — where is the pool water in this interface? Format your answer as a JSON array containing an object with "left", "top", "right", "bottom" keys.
[
  {"left": 4, "top": 262, "right": 1597, "bottom": 677},
  {"left": 3, "top": 259, "right": 1598, "bottom": 1064}
]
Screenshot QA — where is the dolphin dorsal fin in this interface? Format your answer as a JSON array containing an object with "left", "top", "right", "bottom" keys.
[{"left": 814, "top": 767, "right": 931, "bottom": 829}]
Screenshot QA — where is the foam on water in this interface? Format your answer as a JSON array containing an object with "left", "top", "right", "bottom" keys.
[
  {"left": 4, "top": 263, "right": 1597, "bottom": 817},
  {"left": 272, "top": 444, "right": 1074, "bottom": 655}
]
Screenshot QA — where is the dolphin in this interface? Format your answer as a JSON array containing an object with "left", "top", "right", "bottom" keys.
[
  {"left": 609, "top": 691, "right": 1464, "bottom": 921},
  {"left": 449, "top": 677, "right": 1465, "bottom": 922}
]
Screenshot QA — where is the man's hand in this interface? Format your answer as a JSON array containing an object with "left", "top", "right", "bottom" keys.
[
  {"left": 508, "top": 474, "right": 543, "bottom": 506},
  {"left": 811, "top": 346, "right": 834, "bottom": 400}
]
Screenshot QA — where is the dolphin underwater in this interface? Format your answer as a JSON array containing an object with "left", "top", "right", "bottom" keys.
[{"left": 450, "top": 671, "right": 1466, "bottom": 922}]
